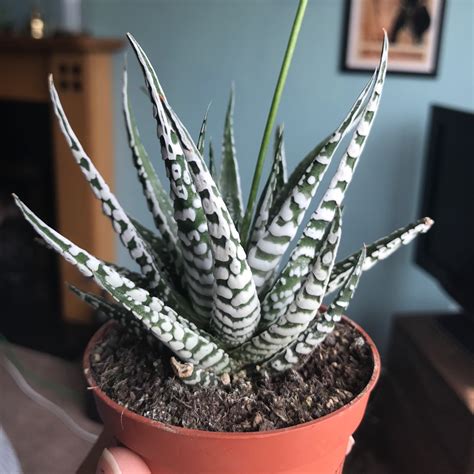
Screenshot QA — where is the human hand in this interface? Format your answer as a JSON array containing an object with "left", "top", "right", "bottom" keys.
[
  {"left": 96, "top": 447, "right": 150, "bottom": 474},
  {"left": 76, "top": 430, "right": 150, "bottom": 474}
]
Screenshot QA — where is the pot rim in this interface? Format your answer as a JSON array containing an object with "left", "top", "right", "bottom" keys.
[{"left": 83, "top": 315, "right": 381, "bottom": 439}]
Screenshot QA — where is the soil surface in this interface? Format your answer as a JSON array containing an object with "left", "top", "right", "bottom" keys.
[{"left": 89, "top": 321, "right": 373, "bottom": 432}]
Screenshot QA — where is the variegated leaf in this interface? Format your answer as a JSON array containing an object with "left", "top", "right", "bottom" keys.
[
  {"left": 177, "top": 120, "right": 262, "bottom": 346},
  {"left": 233, "top": 208, "right": 341, "bottom": 365},
  {"left": 266, "top": 247, "right": 366, "bottom": 372},
  {"left": 197, "top": 105, "right": 211, "bottom": 156},
  {"left": 247, "top": 68, "right": 377, "bottom": 291},
  {"left": 328, "top": 216, "right": 433, "bottom": 295},
  {"left": 128, "top": 34, "right": 261, "bottom": 346},
  {"left": 123, "top": 64, "right": 180, "bottom": 263},
  {"left": 15, "top": 196, "right": 231, "bottom": 374},
  {"left": 108, "top": 262, "right": 150, "bottom": 289},
  {"left": 128, "top": 34, "right": 215, "bottom": 321},
  {"left": 48, "top": 76, "right": 163, "bottom": 291},
  {"left": 165, "top": 104, "right": 262, "bottom": 347},
  {"left": 219, "top": 87, "right": 244, "bottom": 228},
  {"left": 299, "top": 34, "right": 388, "bottom": 273},
  {"left": 260, "top": 34, "right": 389, "bottom": 313},
  {"left": 208, "top": 140, "right": 216, "bottom": 179},
  {"left": 130, "top": 216, "right": 183, "bottom": 286},
  {"left": 248, "top": 125, "right": 288, "bottom": 248},
  {"left": 259, "top": 205, "right": 339, "bottom": 329},
  {"left": 69, "top": 285, "right": 147, "bottom": 337}
]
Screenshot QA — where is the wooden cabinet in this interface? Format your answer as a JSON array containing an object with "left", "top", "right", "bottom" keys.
[
  {"left": 0, "top": 35, "right": 123, "bottom": 323},
  {"left": 380, "top": 314, "right": 474, "bottom": 474}
]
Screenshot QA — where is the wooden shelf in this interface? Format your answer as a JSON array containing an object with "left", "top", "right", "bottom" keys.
[{"left": 0, "top": 34, "right": 124, "bottom": 53}]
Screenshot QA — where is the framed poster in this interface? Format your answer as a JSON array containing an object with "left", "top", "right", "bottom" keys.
[{"left": 341, "top": 0, "right": 446, "bottom": 76}]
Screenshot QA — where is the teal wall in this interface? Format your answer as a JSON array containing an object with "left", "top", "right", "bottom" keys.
[{"left": 4, "top": 1, "right": 473, "bottom": 350}]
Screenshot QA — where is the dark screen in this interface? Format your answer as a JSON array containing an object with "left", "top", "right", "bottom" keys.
[{"left": 416, "top": 105, "right": 474, "bottom": 314}]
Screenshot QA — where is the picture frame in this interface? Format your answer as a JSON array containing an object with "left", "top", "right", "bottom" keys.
[{"left": 341, "top": 0, "right": 446, "bottom": 76}]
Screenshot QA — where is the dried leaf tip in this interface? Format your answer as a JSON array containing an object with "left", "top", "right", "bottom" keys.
[
  {"left": 170, "top": 357, "right": 194, "bottom": 379},
  {"left": 423, "top": 217, "right": 434, "bottom": 227}
]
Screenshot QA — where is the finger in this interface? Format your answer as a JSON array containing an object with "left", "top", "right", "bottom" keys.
[
  {"left": 96, "top": 447, "right": 151, "bottom": 474},
  {"left": 346, "top": 435, "right": 355, "bottom": 455}
]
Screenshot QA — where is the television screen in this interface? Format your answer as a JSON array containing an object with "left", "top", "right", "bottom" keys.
[{"left": 416, "top": 105, "right": 474, "bottom": 315}]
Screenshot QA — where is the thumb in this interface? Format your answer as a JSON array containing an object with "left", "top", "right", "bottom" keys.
[{"left": 96, "top": 447, "right": 151, "bottom": 474}]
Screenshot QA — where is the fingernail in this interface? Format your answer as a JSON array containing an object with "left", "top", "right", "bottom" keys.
[{"left": 97, "top": 448, "right": 122, "bottom": 474}]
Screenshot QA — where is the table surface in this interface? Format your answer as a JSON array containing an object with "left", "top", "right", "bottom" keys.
[{"left": 0, "top": 342, "right": 101, "bottom": 474}]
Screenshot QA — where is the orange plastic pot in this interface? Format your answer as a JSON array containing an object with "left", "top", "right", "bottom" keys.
[{"left": 84, "top": 317, "right": 380, "bottom": 474}]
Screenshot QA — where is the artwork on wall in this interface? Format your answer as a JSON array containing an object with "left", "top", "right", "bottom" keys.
[{"left": 341, "top": 0, "right": 446, "bottom": 76}]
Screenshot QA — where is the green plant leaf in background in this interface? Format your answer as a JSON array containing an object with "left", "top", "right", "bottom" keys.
[{"left": 219, "top": 87, "right": 244, "bottom": 229}]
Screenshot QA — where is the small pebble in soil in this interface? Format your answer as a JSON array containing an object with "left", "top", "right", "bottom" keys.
[{"left": 90, "top": 321, "right": 373, "bottom": 432}]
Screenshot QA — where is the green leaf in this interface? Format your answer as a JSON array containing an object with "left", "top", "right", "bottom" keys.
[
  {"left": 122, "top": 64, "right": 181, "bottom": 264},
  {"left": 128, "top": 34, "right": 261, "bottom": 346},
  {"left": 208, "top": 139, "right": 216, "bottom": 179},
  {"left": 170, "top": 107, "right": 262, "bottom": 346},
  {"left": 128, "top": 33, "right": 215, "bottom": 321},
  {"left": 107, "top": 262, "right": 150, "bottom": 289},
  {"left": 247, "top": 70, "right": 377, "bottom": 291},
  {"left": 248, "top": 125, "right": 288, "bottom": 249},
  {"left": 302, "top": 34, "right": 388, "bottom": 273},
  {"left": 266, "top": 247, "right": 366, "bottom": 372},
  {"left": 14, "top": 196, "right": 231, "bottom": 374},
  {"left": 259, "top": 205, "right": 341, "bottom": 329},
  {"left": 233, "top": 208, "right": 341, "bottom": 365},
  {"left": 69, "top": 285, "right": 147, "bottom": 337},
  {"left": 129, "top": 216, "right": 184, "bottom": 288},
  {"left": 197, "top": 104, "right": 211, "bottom": 156},
  {"left": 48, "top": 76, "right": 163, "bottom": 291},
  {"left": 219, "top": 87, "right": 244, "bottom": 228},
  {"left": 327, "top": 217, "right": 433, "bottom": 295}
]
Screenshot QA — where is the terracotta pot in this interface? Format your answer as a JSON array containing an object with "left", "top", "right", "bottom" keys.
[{"left": 83, "top": 317, "right": 380, "bottom": 474}]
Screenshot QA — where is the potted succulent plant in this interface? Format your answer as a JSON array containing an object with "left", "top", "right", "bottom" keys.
[{"left": 14, "top": 2, "right": 433, "bottom": 472}]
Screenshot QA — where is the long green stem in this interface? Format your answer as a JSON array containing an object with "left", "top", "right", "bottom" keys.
[{"left": 241, "top": 0, "right": 308, "bottom": 245}]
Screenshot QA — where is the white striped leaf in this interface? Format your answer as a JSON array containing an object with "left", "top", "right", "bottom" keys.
[
  {"left": 123, "top": 64, "right": 179, "bottom": 252},
  {"left": 69, "top": 285, "right": 147, "bottom": 338},
  {"left": 297, "top": 34, "right": 388, "bottom": 278},
  {"left": 129, "top": 216, "right": 184, "bottom": 289},
  {"left": 267, "top": 247, "right": 366, "bottom": 372},
  {"left": 128, "top": 34, "right": 216, "bottom": 321},
  {"left": 328, "top": 217, "right": 433, "bottom": 295},
  {"left": 259, "top": 34, "right": 389, "bottom": 316},
  {"left": 48, "top": 76, "right": 164, "bottom": 291},
  {"left": 127, "top": 35, "right": 262, "bottom": 346},
  {"left": 15, "top": 196, "right": 231, "bottom": 374},
  {"left": 166, "top": 106, "right": 262, "bottom": 346},
  {"left": 233, "top": 207, "right": 342, "bottom": 365},
  {"left": 259, "top": 205, "right": 339, "bottom": 329},
  {"left": 247, "top": 68, "right": 377, "bottom": 291}
]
